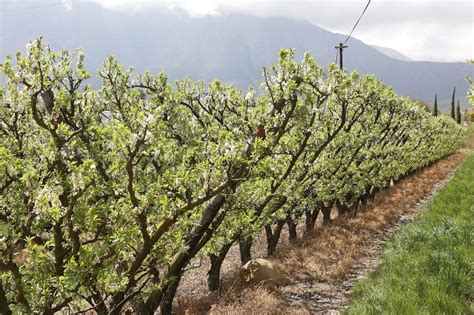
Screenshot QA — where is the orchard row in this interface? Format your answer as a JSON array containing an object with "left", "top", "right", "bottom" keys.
[{"left": 0, "top": 38, "right": 464, "bottom": 314}]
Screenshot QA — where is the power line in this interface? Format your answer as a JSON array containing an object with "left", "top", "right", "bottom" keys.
[
  {"left": 334, "top": 0, "right": 371, "bottom": 69},
  {"left": 343, "top": 0, "right": 371, "bottom": 44},
  {"left": 0, "top": 2, "right": 65, "bottom": 11}
]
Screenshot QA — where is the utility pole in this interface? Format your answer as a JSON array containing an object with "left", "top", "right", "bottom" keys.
[{"left": 335, "top": 42, "right": 348, "bottom": 69}]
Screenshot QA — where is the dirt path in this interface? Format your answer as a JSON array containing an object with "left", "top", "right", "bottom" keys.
[{"left": 200, "top": 153, "right": 466, "bottom": 314}]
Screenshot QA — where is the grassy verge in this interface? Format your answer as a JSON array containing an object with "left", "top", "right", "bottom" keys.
[{"left": 347, "top": 153, "right": 474, "bottom": 314}]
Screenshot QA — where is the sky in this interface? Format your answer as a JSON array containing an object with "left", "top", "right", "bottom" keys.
[{"left": 2, "top": 0, "right": 473, "bottom": 62}]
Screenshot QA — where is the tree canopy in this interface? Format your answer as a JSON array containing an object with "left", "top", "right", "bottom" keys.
[{"left": 0, "top": 38, "right": 465, "bottom": 314}]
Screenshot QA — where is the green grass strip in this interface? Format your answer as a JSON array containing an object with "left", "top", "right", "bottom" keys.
[{"left": 347, "top": 154, "right": 474, "bottom": 315}]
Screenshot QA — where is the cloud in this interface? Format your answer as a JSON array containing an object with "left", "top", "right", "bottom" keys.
[
  {"left": 81, "top": 0, "right": 474, "bottom": 61},
  {"left": 88, "top": 0, "right": 166, "bottom": 11},
  {"left": 60, "top": 0, "right": 73, "bottom": 10}
]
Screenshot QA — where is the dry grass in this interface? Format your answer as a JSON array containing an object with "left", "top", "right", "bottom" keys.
[{"left": 174, "top": 153, "right": 466, "bottom": 314}]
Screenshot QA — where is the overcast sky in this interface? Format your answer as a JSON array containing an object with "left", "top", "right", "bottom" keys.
[{"left": 3, "top": 0, "right": 474, "bottom": 62}]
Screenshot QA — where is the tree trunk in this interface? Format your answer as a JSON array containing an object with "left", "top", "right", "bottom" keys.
[
  {"left": 304, "top": 209, "right": 319, "bottom": 235},
  {"left": 139, "top": 193, "right": 228, "bottom": 314},
  {"left": 239, "top": 237, "right": 252, "bottom": 264},
  {"left": 368, "top": 187, "right": 380, "bottom": 202},
  {"left": 287, "top": 216, "right": 298, "bottom": 244},
  {"left": 360, "top": 190, "right": 371, "bottom": 208},
  {"left": 207, "top": 241, "right": 233, "bottom": 291},
  {"left": 139, "top": 267, "right": 162, "bottom": 315},
  {"left": 90, "top": 288, "right": 109, "bottom": 315},
  {"left": 321, "top": 204, "right": 332, "bottom": 225},
  {"left": 0, "top": 282, "right": 12, "bottom": 315},
  {"left": 265, "top": 220, "right": 286, "bottom": 256},
  {"left": 208, "top": 255, "right": 223, "bottom": 292},
  {"left": 159, "top": 274, "right": 182, "bottom": 315},
  {"left": 304, "top": 210, "right": 315, "bottom": 233},
  {"left": 350, "top": 203, "right": 359, "bottom": 218},
  {"left": 336, "top": 199, "right": 350, "bottom": 216}
]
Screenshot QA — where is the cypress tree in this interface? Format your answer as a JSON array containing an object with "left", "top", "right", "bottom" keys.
[
  {"left": 433, "top": 94, "right": 438, "bottom": 116},
  {"left": 451, "top": 87, "right": 456, "bottom": 119},
  {"left": 456, "top": 100, "right": 462, "bottom": 124}
]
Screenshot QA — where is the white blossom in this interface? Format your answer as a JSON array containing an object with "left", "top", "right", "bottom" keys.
[
  {"left": 146, "top": 114, "right": 156, "bottom": 125},
  {"left": 245, "top": 90, "right": 254, "bottom": 101},
  {"left": 25, "top": 41, "right": 35, "bottom": 55}
]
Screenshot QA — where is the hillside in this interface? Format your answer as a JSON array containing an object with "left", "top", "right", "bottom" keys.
[
  {"left": 371, "top": 45, "right": 412, "bottom": 62},
  {"left": 1, "top": 3, "right": 472, "bottom": 109}
]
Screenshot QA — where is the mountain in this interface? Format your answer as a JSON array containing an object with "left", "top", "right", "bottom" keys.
[
  {"left": 371, "top": 45, "right": 412, "bottom": 62},
  {"left": 1, "top": 3, "right": 472, "bottom": 110}
]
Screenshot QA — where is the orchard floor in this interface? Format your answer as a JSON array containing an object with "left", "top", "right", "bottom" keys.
[
  {"left": 346, "top": 154, "right": 474, "bottom": 314},
  {"left": 172, "top": 151, "right": 469, "bottom": 314}
]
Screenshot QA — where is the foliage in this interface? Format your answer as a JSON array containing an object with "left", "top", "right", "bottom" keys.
[
  {"left": 467, "top": 59, "right": 473, "bottom": 106},
  {"left": 409, "top": 98, "right": 431, "bottom": 113},
  {"left": 0, "top": 38, "right": 465, "bottom": 314},
  {"left": 466, "top": 109, "right": 474, "bottom": 122}
]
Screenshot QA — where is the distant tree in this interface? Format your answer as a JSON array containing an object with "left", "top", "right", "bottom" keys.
[
  {"left": 456, "top": 100, "right": 462, "bottom": 124},
  {"left": 433, "top": 94, "right": 438, "bottom": 116},
  {"left": 451, "top": 87, "right": 456, "bottom": 119}
]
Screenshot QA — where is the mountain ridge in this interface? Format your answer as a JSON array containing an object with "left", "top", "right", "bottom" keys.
[
  {"left": 371, "top": 44, "right": 413, "bottom": 62},
  {"left": 1, "top": 3, "right": 472, "bottom": 109}
]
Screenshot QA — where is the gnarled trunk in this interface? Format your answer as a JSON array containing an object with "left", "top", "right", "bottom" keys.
[
  {"left": 265, "top": 219, "right": 286, "bottom": 256},
  {"left": 287, "top": 216, "right": 298, "bottom": 244},
  {"left": 321, "top": 203, "right": 333, "bottom": 225},
  {"left": 239, "top": 237, "right": 252, "bottom": 264},
  {"left": 0, "top": 282, "right": 12, "bottom": 315},
  {"left": 336, "top": 199, "right": 350, "bottom": 216},
  {"left": 159, "top": 274, "right": 182, "bottom": 315},
  {"left": 304, "top": 209, "right": 319, "bottom": 236},
  {"left": 350, "top": 203, "right": 359, "bottom": 218},
  {"left": 207, "top": 241, "right": 233, "bottom": 292},
  {"left": 139, "top": 193, "right": 228, "bottom": 314}
]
